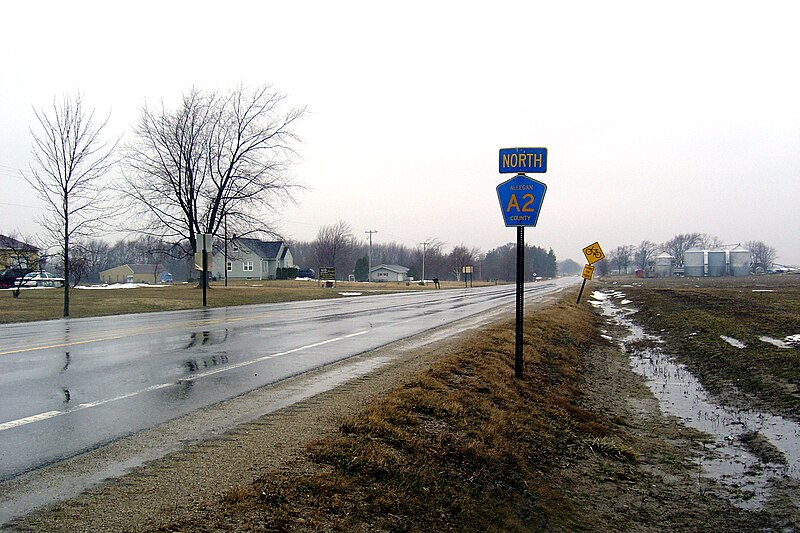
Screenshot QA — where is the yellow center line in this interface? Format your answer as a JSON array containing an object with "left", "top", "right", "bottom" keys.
[
  {"left": 0, "top": 315, "right": 260, "bottom": 356},
  {"left": 0, "top": 334, "right": 128, "bottom": 356}
]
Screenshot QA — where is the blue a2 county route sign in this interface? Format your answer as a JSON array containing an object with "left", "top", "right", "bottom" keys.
[
  {"left": 499, "top": 147, "right": 547, "bottom": 174},
  {"left": 496, "top": 174, "right": 547, "bottom": 227}
]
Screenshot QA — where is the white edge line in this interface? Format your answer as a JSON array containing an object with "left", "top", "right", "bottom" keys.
[{"left": 0, "top": 330, "right": 369, "bottom": 432}]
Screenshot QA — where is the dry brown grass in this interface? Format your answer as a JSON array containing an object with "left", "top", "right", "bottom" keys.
[
  {"left": 162, "top": 298, "right": 616, "bottom": 531},
  {"left": 0, "top": 279, "right": 497, "bottom": 324}
]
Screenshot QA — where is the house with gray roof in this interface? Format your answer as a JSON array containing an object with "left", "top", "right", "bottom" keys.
[
  {"left": 369, "top": 264, "right": 410, "bottom": 282},
  {"left": 212, "top": 238, "right": 294, "bottom": 280}
]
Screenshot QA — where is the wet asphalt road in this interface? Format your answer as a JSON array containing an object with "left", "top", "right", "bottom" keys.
[{"left": 0, "top": 281, "right": 575, "bottom": 482}]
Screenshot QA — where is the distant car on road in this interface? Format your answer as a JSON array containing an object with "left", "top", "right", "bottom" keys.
[{"left": 19, "top": 271, "right": 65, "bottom": 288}]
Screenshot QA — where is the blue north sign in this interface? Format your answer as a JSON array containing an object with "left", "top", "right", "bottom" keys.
[
  {"left": 499, "top": 147, "right": 547, "bottom": 174},
  {"left": 496, "top": 174, "right": 547, "bottom": 227}
]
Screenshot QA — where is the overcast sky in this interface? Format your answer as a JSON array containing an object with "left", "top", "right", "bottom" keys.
[{"left": 2, "top": 1, "right": 798, "bottom": 265}]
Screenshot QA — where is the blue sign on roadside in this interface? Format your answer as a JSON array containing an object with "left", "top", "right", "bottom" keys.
[
  {"left": 499, "top": 147, "right": 547, "bottom": 174},
  {"left": 496, "top": 173, "right": 547, "bottom": 227}
]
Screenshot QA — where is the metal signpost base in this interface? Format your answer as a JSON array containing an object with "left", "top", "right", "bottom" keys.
[
  {"left": 515, "top": 226, "right": 524, "bottom": 379},
  {"left": 576, "top": 278, "right": 587, "bottom": 304}
]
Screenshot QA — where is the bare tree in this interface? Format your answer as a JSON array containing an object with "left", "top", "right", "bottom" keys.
[
  {"left": 413, "top": 238, "right": 445, "bottom": 281},
  {"left": 73, "top": 238, "right": 112, "bottom": 282},
  {"left": 699, "top": 233, "right": 722, "bottom": 250},
  {"left": 746, "top": 240, "right": 777, "bottom": 272},
  {"left": 313, "top": 220, "right": 355, "bottom": 275},
  {"left": 634, "top": 240, "right": 658, "bottom": 270},
  {"left": 448, "top": 244, "right": 480, "bottom": 281},
  {"left": 28, "top": 93, "right": 117, "bottom": 316},
  {"left": 661, "top": 233, "right": 702, "bottom": 267},
  {"left": 609, "top": 245, "right": 634, "bottom": 274},
  {"left": 122, "top": 84, "right": 305, "bottom": 258}
]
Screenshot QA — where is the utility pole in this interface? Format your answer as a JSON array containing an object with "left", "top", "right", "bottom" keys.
[
  {"left": 420, "top": 241, "right": 429, "bottom": 284},
  {"left": 365, "top": 229, "right": 378, "bottom": 282}
]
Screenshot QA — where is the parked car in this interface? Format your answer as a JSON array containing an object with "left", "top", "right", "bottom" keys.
[
  {"left": 19, "top": 271, "right": 65, "bottom": 288},
  {"left": 297, "top": 268, "right": 316, "bottom": 279},
  {"left": 0, "top": 267, "right": 34, "bottom": 289}
]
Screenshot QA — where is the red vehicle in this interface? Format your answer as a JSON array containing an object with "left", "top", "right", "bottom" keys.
[{"left": 0, "top": 267, "right": 33, "bottom": 289}]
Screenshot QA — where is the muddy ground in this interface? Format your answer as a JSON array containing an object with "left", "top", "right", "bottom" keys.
[{"left": 6, "top": 281, "right": 800, "bottom": 531}]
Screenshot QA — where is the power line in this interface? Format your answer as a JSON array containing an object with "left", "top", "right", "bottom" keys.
[
  {"left": 0, "top": 201, "right": 41, "bottom": 209},
  {"left": 0, "top": 163, "right": 33, "bottom": 180}
]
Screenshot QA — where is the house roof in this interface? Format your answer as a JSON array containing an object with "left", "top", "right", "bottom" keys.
[
  {"left": 101, "top": 264, "right": 163, "bottom": 275},
  {"left": 128, "top": 264, "right": 163, "bottom": 274},
  {"left": 370, "top": 264, "right": 409, "bottom": 274},
  {"left": 0, "top": 234, "right": 37, "bottom": 252},
  {"left": 236, "top": 238, "right": 286, "bottom": 260}
]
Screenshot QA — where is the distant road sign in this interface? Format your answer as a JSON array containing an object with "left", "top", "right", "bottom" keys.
[
  {"left": 319, "top": 267, "right": 336, "bottom": 281},
  {"left": 499, "top": 147, "right": 547, "bottom": 174},
  {"left": 582, "top": 264, "right": 595, "bottom": 280},
  {"left": 582, "top": 242, "right": 605, "bottom": 265},
  {"left": 496, "top": 174, "right": 547, "bottom": 227}
]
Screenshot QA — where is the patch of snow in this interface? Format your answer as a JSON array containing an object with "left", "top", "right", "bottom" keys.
[
  {"left": 338, "top": 292, "right": 362, "bottom": 296},
  {"left": 752, "top": 289, "right": 775, "bottom": 293},
  {"left": 75, "top": 283, "right": 166, "bottom": 290},
  {"left": 759, "top": 336, "right": 792, "bottom": 349},
  {"left": 784, "top": 334, "right": 800, "bottom": 346},
  {"left": 620, "top": 299, "right": 633, "bottom": 305},
  {"left": 720, "top": 335, "right": 746, "bottom": 349},
  {"left": 0, "top": 286, "right": 55, "bottom": 291},
  {"left": 600, "top": 334, "right": 613, "bottom": 341}
]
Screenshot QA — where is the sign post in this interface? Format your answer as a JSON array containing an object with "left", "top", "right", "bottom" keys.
[
  {"left": 319, "top": 267, "right": 336, "bottom": 288},
  {"left": 577, "top": 242, "right": 604, "bottom": 304},
  {"left": 462, "top": 265, "right": 474, "bottom": 288},
  {"left": 497, "top": 147, "right": 548, "bottom": 379},
  {"left": 194, "top": 234, "right": 213, "bottom": 307}
]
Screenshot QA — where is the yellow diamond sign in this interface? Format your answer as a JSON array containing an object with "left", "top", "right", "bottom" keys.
[{"left": 582, "top": 242, "right": 605, "bottom": 265}]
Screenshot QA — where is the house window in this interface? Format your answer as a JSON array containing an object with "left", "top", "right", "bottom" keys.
[
  {"left": 226, "top": 261, "right": 232, "bottom": 272},
  {"left": 243, "top": 260, "right": 254, "bottom": 272},
  {"left": 232, "top": 243, "right": 240, "bottom": 253}
]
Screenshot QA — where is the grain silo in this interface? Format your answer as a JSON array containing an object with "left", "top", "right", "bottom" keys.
[
  {"left": 707, "top": 248, "right": 727, "bottom": 277},
  {"left": 654, "top": 252, "right": 674, "bottom": 277},
  {"left": 684, "top": 248, "right": 705, "bottom": 277},
  {"left": 729, "top": 245, "right": 751, "bottom": 276}
]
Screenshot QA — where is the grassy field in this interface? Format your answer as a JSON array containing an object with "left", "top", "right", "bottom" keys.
[
  {"left": 612, "top": 274, "right": 800, "bottom": 420},
  {"left": 0, "top": 279, "right": 493, "bottom": 324}
]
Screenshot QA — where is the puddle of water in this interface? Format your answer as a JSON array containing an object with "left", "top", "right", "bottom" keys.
[
  {"left": 591, "top": 291, "right": 800, "bottom": 509},
  {"left": 720, "top": 335, "right": 746, "bottom": 349}
]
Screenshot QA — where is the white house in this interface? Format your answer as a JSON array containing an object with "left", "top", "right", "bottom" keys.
[
  {"left": 369, "top": 264, "right": 410, "bottom": 282},
  {"left": 212, "top": 238, "right": 294, "bottom": 280}
]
